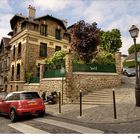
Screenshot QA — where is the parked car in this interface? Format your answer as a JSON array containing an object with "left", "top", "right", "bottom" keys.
[
  {"left": 0, "top": 92, "right": 8, "bottom": 100},
  {"left": 122, "top": 67, "right": 136, "bottom": 77},
  {"left": 0, "top": 91, "right": 45, "bottom": 122}
]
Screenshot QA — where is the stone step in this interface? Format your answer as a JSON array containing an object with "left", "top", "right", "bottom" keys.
[
  {"left": 72, "top": 90, "right": 127, "bottom": 105},
  {"left": 85, "top": 92, "right": 128, "bottom": 96},
  {"left": 82, "top": 94, "right": 117, "bottom": 98},
  {"left": 73, "top": 101, "right": 113, "bottom": 105}
]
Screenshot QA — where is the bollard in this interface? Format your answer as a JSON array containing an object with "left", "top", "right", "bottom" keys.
[
  {"left": 112, "top": 88, "right": 117, "bottom": 119},
  {"left": 80, "top": 90, "right": 82, "bottom": 116},
  {"left": 62, "top": 76, "right": 64, "bottom": 105},
  {"left": 59, "top": 92, "right": 61, "bottom": 113}
]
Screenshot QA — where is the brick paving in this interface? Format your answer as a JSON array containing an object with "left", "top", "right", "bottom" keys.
[{"left": 45, "top": 76, "right": 140, "bottom": 124}]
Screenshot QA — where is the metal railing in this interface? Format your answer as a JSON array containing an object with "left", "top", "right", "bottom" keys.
[{"left": 73, "top": 63, "right": 116, "bottom": 73}]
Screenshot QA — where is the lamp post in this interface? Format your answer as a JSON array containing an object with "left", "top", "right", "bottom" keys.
[
  {"left": 129, "top": 25, "right": 140, "bottom": 106},
  {"left": 60, "top": 66, "right": 65, "bottom": 105}
]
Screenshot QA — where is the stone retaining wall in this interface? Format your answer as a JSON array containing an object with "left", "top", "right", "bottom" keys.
[
  {"left": 40, "top": 78, "right": 66, "bottom": 96},
  {"left": 24, "top": 83, "right": 40, "bottom": 94},
  {"left": 71, "top": 72, "right": 121, "bottom": 98}
]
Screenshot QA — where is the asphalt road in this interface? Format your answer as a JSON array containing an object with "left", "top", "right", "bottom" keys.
[
  {"left": 1, "top": 112, "right": 140, "bottom": 134},
  {"left": 0, "top": 114, "right": 103, "bottom": 134}
]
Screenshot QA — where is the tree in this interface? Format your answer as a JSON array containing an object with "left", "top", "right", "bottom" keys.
[
  {"left": 128, "top": 44, "right": 140, "bottom": 54},
  {"left": 100, "top": 29, "right": 122, "bottom": 53},
  {"left": 92, "top": 50, "right": 115, "bottom": 65},
  {"left": 70, "top": 20, "right": 100, "bottom": 63}
]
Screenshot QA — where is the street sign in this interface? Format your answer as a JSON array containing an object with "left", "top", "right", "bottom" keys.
[{"left": 137, "top": 55, "right": 140, "bottom": 62}]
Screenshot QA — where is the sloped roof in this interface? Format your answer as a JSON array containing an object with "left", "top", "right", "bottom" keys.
[
  {"left": 35, "top": 14, "right": 67, "bottom": 30},
  {"left": 2, "top": 37, "right": 10, "bottom": 47},
  {"left": 10, "top": 14, "right": 67, "bottom": 30},
  {"left": 10, "top": 14, "right": 27, "bottom": 29}
]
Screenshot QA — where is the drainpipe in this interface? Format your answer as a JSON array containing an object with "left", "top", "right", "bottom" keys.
[{"left": 25, "top": 23, "right": 29, "bottom": 75}]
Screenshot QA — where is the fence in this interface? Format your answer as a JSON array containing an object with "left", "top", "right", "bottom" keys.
[
  {"left": 43, "top": 69, "right": 65, "bottom": 78},
  {"left": 30, "top": 76, "right": 40, "bottom": 83},
  {"left": 73, "top": 63, "right": 116, "bottom": 73}
]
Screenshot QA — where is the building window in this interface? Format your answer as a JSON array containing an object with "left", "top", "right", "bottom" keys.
[
  {"left": 31, "top": 24, "right": 35, "bottom": 30},
  {"left": 16, "top": 85, "right": 18, "bottom": 91},
  {"left": 17, "top": 43, "right": 21, "bottom": 58},
  {"left": 37, "top": 65, "right": 40, "bottom": 77},
  {"left": 16, "top": 63, "right": 20, "bottom": 81},
  {"left": 40, "top": 25, "right": 47, "bottom": 36},
  {"left": 55, "top": 46, "right": 61, "bottom": 52},
  {"left": 55, "top": 29, "right": 61, "bottom": 40},
  {"left": 40, "top": 43, "right": 47, "bottom": 57},
  {"left": 11, "top": 65, "right": 14, "bottom": 81},
  {"left": 5, "top": 85, "right": 7, "bottom": 92},
  {"left": 13, "top": 46, "right": 15, "bottom": 60},
  {"left": 10, "top": 85, "right": 13, "bottom": 91}
]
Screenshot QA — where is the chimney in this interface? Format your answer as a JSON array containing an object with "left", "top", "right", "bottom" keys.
[
  {"left": 28, "top": 5, "right": 36, "bottom": 20},
  {"left": 63, "top": 19, "right": 68, "bottom": 28}
]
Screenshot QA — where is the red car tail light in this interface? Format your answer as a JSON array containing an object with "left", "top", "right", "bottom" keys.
[{"left": 42, "top": 100, "right": 44, "bottom": 105}]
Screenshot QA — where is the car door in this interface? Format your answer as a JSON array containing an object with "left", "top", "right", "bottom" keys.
[{"left": 1, "top": 93, "right": 13, "bottom": 114}]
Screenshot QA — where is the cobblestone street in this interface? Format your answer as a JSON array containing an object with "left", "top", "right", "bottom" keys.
[{"left": 45, "top": 76, "right": 140, "bottom": 133}]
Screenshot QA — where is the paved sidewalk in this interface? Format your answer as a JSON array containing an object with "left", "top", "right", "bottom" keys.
[{"left": 45, "top": 77, "right": 140, "bottom": 124}]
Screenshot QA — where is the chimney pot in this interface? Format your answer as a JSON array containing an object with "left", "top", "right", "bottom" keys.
[{"left": 28, "top": 5, "right": 36, "bottom": 20}]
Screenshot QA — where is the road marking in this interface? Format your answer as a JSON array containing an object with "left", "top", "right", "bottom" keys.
[
  {"left": 35, "top": 118, "right": 103, "bottom": 134},
  {"left": 8, "top": 123, "right": 48, "bottom": 134}
]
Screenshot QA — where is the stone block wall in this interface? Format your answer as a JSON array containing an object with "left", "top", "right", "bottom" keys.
[
  {"left": 40, "top": 78, "right": 66, "bottom": 96},
  {"left": 24, "top": 83, "right": 40, "bottom": 94},
  {"left": 71, "top": 72, "right": 121, "bottom": 98}
]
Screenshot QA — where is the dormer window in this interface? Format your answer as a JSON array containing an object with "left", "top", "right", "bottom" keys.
[
  {"left": 40, "top": 25, "right": 47, "bottom": 36},
  {"left": 55, "top": 29, "right": 61, "bottom": 40}
]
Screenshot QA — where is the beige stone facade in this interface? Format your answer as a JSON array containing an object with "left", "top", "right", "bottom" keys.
[
  {"left": 7, "top": 6, "right": 70, "bottom": 92},
  {"left": 0, "top": 37, "right": 11, "bottom": 91}
]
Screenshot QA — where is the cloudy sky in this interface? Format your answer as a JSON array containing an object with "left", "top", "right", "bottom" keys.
[{"left": 0, "top": 0, "right": 140, "bottom": 54}]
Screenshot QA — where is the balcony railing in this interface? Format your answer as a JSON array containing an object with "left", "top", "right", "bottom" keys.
[
  {"left": 11, "top": 76, "right": 14, "bottom": 81},
  {"left": 16, "top": 75, "right": 20, "bottom": 81}
]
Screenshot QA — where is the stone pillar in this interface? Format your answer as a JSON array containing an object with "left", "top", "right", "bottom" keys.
[
  {"left": 115, "top": 52, "right": 122, "bottom": 75},
  {"left": 115, "top": 52, "right": 122, "bottom": 85},
  {"left": 65, "top": 50, "right": 73, "bottom": 103},
  {"left": 20, "top": 61, "right": 25, "bottom": 81},
  {"left": 40, "top": 64, "right": 43, "bottom": 80}
]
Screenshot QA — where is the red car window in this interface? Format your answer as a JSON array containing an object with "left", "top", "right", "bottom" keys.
[{"left": 20, "top": 92, "right": 40, "bottom": 100}]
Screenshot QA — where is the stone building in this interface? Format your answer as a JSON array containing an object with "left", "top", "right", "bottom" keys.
[
  {"left": 7, "top": 5, "right": 70, "bottom": 92},
  {"left": 0, "top": 37, "right": 11, "bottom": 91}
]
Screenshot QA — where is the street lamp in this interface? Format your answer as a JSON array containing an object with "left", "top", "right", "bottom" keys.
[
  {"left": 129, "top": 25, "right": 140, "bottom": 106},
  {"left": 60, "top": 66, "right": 65, "bottom": 105}
]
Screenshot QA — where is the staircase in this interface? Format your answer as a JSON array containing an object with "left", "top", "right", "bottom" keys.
[{"left": 73, "top": 89, "right": 129, "bottom": 105}]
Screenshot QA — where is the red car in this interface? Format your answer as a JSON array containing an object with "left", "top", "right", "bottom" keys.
[{"left": 0, "top": 91, "right": 45, "bottom": 122}]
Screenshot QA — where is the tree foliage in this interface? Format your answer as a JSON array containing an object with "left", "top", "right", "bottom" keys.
[
  {"left": 45, "top": 50, "right": 66, "bottom": 69},
  {"left": 70, "top": 20, "right": 100, "bottom": 63},
  {"left": 92, "top": 50, "right": 115, "bottom": 65},
  {"left": 128, "top": 44, "right": 140, "bottom": 54},
  {"left": 100, "top": 29, "right": 122, "bottom": 53}
]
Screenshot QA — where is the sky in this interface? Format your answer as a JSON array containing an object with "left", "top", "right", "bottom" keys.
[{"left": 0, "top": 0, "right": 140, "bottom": 55}]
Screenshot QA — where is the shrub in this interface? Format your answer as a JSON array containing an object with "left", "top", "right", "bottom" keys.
[{"left": 45, "top": 50, "right": 66, "bottom": 69}]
